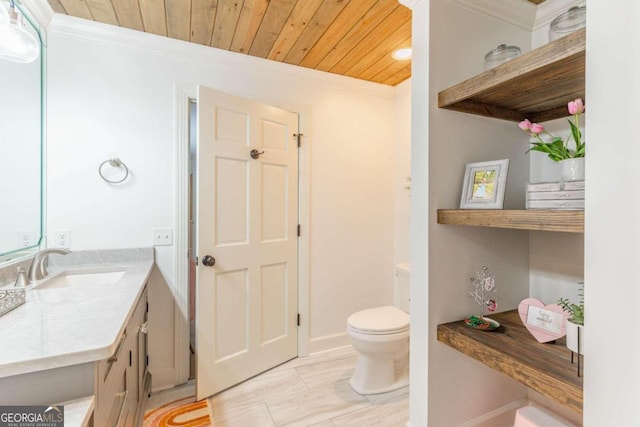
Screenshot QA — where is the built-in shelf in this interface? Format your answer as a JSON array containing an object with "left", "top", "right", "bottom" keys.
[
  {"left": 437, "top": 310, "right": 583, "bottom": 413},
  {"left": 438, "top": 28, "right": 585, "bottom": 123},
  {"left": 437, "top": 209, "right": 584, "bottom": 233}
]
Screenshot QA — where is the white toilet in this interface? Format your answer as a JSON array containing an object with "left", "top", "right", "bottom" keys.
[{"left": 347, "top": 263, "right": 410, "bottom": 395}]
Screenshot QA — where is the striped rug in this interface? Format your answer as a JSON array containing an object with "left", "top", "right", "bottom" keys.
[{"left": 144, "top": 396, "right": 212, "bottom": 427}]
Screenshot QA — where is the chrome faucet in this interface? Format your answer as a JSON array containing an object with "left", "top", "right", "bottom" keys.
[{"left": 27, "top": 249, "right": 72, "bottom": 282}]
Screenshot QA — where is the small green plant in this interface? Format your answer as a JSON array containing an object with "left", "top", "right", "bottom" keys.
[{"left": 558, "top": 284, "right": 584, "bottom": 325}]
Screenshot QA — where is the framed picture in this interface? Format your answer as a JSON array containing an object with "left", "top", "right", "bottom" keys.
[{"left": 460, "top": 159, "right": 509, "bottom": 209}]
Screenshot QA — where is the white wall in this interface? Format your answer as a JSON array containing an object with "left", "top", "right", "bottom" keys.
[
  {"left": 394, "top": 79, "right": 412, "bottom": 265},
  {"left": 528, "top": 24, "right": 584, "bottom": 314},
  {"left": 45, "top": 15, "right": 398, "bottom": 388},
  {"left": 584, "top": 0, "right": 640, "bottom": 424},
  {"left": 426, "top": 1, "right": 532, "bottom": 425}
]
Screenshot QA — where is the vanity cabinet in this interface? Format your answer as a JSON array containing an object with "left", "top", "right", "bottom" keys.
[
  {"left": 95, "top": 286, "right": 149, "bottom": 427},
  {"left": 0, "top": 285, "right": 150, "bottom": 427},
  {"left": 435, "top": 29, "right": 586, "bottom": 414}
]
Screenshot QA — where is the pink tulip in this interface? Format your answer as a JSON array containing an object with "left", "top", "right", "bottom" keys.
[
  {"left": 530, "top": 123, "right": 544, "bottom": 134},
  {"left": 518, "top": 119, "right": 532, "bottom": 131},
  {"left": 568, "top": 98, "right": 585, "bottom": 115}
]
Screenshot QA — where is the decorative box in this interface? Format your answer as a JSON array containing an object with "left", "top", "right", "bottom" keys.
[
  {"left": 0, "top": 286, "right": 26, "bottom": 317},
  {"left": 526, "top": 181, "right": 585, "bottom": 210}
]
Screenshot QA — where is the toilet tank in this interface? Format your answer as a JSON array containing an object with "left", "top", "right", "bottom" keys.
[{"left": 394, "top": 262, "right": 410, "bottom": 313}]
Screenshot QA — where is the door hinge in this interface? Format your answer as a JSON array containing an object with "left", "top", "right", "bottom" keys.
[
  {"left": 294, "top": 133, "right": 303, "bottom": 147},
  {"left": 297, "top": 313, "right": 301, "bottom": 326},
  {"left": 297, "top": 224, "right": 301, "bottom": 237}
]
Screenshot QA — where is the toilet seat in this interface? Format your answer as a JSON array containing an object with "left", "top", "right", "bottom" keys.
[{"left": 347, "top": 306, "right": 409, "bottom": 335}]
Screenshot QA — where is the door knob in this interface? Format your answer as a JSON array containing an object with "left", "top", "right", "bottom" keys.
[
  {"left": 250, "top": 149, "right": 265, "bottom": 159},
  {"left": 202, "top": 255, "right": 216, "bottom": 267}
]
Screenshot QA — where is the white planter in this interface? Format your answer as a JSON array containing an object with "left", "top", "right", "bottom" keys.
[
  {"left": 565, "top": 320, "right": 584, "bottom": 355},
  {"left": 560, "top": 158, "right": 585, "bottom": 182}
]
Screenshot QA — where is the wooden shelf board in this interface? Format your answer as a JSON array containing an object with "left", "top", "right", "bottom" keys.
[
  {"left": 437, "top": 209, "right": 584, "bottom": 233},
  {"left": 438, "top": 28, "right": 585, "bottom": 122},
  {"left": 438, "top": 310, "right": 583, "bottom": 413}
]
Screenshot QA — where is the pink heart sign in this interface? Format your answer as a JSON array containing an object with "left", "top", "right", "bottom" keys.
[{"left": 518, "top": 298, "right": 569, "bottom": 343}]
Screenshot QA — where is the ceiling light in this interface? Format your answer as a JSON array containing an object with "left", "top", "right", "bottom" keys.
[
  {"left": 0, "top": 1, "right": 40, "bottom": 63},
  {"left": 392, "top": 47, "right": 412, "bottom": 61}
]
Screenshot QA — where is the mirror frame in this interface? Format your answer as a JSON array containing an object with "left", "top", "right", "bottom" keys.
[{"left": 0, "top": 1, "right": 44, "bottom": 263}]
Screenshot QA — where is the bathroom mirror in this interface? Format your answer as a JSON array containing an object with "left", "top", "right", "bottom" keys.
[{"left": 0, "top": 1, "right": 43, "bottom": 262}]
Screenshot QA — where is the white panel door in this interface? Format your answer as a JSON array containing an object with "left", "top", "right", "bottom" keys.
[{"left": 196, "top": 86, "right": 299, "bottom": 400}]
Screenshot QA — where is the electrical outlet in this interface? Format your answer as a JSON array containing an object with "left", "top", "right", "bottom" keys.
[
  {"left": 17, "top": 231, "right": 36, "bottom": 247},
  {"left": 152, "top": 229, "right": 173, "bottom": 246},
  {"left": 54, "top": 230, "right": 71, "bottom": 248}
]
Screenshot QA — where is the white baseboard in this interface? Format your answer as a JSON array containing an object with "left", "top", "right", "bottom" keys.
[
  {"left": 309, "top": 332, "right": 350, "bottom": 354},
  {"left": 457, "top": 399, "right": 528, "bottom": 427},
  {"left": 150, "top": 367, "right": 179, "bottom": 392}
]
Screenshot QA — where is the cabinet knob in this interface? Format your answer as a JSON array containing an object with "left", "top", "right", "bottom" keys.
[{"left": 140, "top": 321, "right": 149, "bottom": 334}]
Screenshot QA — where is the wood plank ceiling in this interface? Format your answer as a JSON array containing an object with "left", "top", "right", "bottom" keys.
[{"left": 46, "top": 0, "right": 545, "bottom": 86}]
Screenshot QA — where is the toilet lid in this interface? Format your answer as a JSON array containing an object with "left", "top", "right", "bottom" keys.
[{"left": 347, "top": 306, "right": 409, "bottom": 334}]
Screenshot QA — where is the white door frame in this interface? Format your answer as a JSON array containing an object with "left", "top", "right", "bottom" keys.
[{"left": 172, "top": 84, "right": 311, "bottom": 385}]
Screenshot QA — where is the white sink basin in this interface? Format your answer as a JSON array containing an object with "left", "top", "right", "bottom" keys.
[{"left": 36, "top": 270, "right": 126, "bottom": 290}]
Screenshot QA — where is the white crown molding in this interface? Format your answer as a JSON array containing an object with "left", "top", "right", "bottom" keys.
[
  {"left": 398, "top": 0, "right": 423, "bottom": 10},
  {"left": 46, "top": 14, "right": 397, "bottom": 100},
  {"left": 533, "top": 0, "right": 584, "bottom": 30},
  {"left": 448, "top": 0, "right": 537, "bottom": 30},
  {"left": 448, "top": 0, "right": 584, "bottom": 31},
  {"left": 21, "top": 0, "right": 54, "bottom": 34}
]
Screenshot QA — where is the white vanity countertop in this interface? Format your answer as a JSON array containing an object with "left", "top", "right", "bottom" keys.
[{"left": 0, "top": 258, "right": 153, "bottom": 379}]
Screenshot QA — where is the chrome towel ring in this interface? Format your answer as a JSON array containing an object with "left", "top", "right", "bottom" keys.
[{"left": 99, "top": 158, "right": 129, "bottom": 184}]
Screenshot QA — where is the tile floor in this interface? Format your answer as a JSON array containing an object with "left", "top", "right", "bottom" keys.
[{"left": 147, "top": 346, "right": 409, "bottom": 427}]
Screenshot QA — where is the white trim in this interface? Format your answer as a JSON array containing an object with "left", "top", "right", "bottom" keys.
[
  {"left": 398, "top": 0, "right": 423, "bottom": 10},
  {"left": 151, "top": 367, "right": 181, "bottom": 393},
  {"left": 177, "top": 89, "right": 312, "bottom": 382},
  {"left": 297, "top": 126, "right": 311, "bottom": 357},
  {"left": 448, "top": 0, "right": 583, "bottom": 31},
  {"left": 533, "top": 0, "right": 584, "bottom": 31},
  {"left": 309, "top": 332, "right": 351, "bottom": 355},
  {"left": 46, "top": 14, "right": 396, "bottom": 101},
  {"left": 21, "top": 0, "right": 54, "bottom": 35},
  {"left": 456, "top": 399, "right": 528, "bottom": 427},
  {"left": 448, "top": 0, "right": 537, "bottom": 30},
  {"left": 174, "top": 84, "right": 196, "bottom": 386}
]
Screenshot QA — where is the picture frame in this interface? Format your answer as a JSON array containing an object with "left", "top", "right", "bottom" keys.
[{"left": 460, "top": 159, "right": 509, "bottom": 209}]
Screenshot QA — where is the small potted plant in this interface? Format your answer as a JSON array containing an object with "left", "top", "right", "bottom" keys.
[
  {"left": 558, "top": 284, "right": 584, "bottom": 355},
  {"left": 518, "top": 98, "right": 585, "bottom": 182}
]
